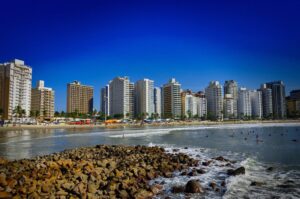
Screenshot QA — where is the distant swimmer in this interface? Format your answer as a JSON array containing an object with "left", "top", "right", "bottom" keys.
[
  {"left": 269, "top": 134, "right": 271, "bottom": 136},
  {"left": 292, "top": 139, "right": 298, "bottom": 142},
  {"left": 244, "top": 137, "right": 247, "bottom": 140}
]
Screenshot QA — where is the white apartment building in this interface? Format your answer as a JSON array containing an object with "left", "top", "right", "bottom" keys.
[
  {"left": 184, "top": 93, "right": 198, "bottom": 118},
  {"left": 135, "top": 79, "right": 154, "bottom": 117},
  {"left": 0, "top": 59, "right": 32, "bottom": 119},
  {"left": 109, "top": 77, "right": 130, "bottom": 118},
  {"left": 196, "top": 96, "right": 207, "bottom": 118},
  {"left": 153, "top": 87, "right": 161, "bottom": 117},
  {"left": 250, "top": 90, "right": 263, "bottom": 119},
  {"left": 223, "top": 94, "right": 235, "bottom": 119},
  {"left": 205, "top": 81, "right": 223, "bottom": 120},
  {"left": 238, "top": 87, "right": 252, "bottom": 119}
]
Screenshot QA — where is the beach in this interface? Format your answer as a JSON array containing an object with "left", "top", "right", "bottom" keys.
[{"left": 0, "top": 119, "right": 299, "bottom": 131}]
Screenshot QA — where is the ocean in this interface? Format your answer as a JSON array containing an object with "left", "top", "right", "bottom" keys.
[{"left": 0, "top": 123, "right": 299, "bottom": 198}]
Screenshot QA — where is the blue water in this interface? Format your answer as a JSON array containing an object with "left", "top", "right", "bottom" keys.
[{"left": 0, "top": 123, "right": 299, "bottom": 198}]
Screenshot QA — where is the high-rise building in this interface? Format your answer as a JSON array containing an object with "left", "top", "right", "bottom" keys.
[
  {"left": 162, "top": 78, "right": 181, "bottom": 119},
  {"left": 109, "top": 77, "right": 131, "bottom": 118},
  {"left": 286, "top": 90, "right": 300, "bottom": 118},
  {"left": 196, "top": 94, "right": 207, "bottom": 119},
  {"left": 224, "top": 80, "right": 238, "bottom": 118},
  {"left": 290, "top": 90, "right": 300, "bottom": 100},
  {"left": 205, "top": 81, "right": 223, "bottom": 120},
  {"left": 31, "top": 80, "right": 55, "bottom": 119},
  {"left": 67, "top": 81, "right": 93, "bottom": 114},
  {"left": 0, "top": 59, "right": 32, "bottom": 119},
  {"left": 259, "top": 84, "right": 273, "bottom": 119},
  {"left": 265, "top": 81, "right": 286, "bottom": 119},
  {"left": 129, "top": 82, "right": 135, "bottom": 118},
  {"left": 238, "top": 87, "right": 252, "bottom": 119},
  {"left": 181, "top": 90, "right": 197, "bottom": 118},
  {"left": 135, "top": 79, "right": 154, "bottom": 118},
  {"left": 223, "top": 94, "right": 235, "bottom": 119},
  {"left": 100, "top": 85, "right": 110, "bottom": 116},
  {"left": 153, "top": 87, "right": 161, "bottom": 117},
  {"left": 250, "top": 90, "right": 263, "bottom": 119}
]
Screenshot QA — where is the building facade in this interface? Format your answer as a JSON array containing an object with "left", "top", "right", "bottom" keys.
[
  {"left": 31, "top": 80, "right": 55, "bottom": 119},
  {"left": 67, "top": 81, "right": 93, "bottom": 114},
  {"left": 250, "top": 90, "right": 263, "bottom": 119},
  {"left": 224, "top": 80, "right": 238, "bottom": 118},
  {"left": 259, "top": 84, "right": 273, "bottom": 119},
  {"left": 205, "top": 81, "right": 223, "bottom": 120},
  {"left": 153, "top": 87, "right": 161, "bottom": 118},
  {"left": 162, "top": 78, "right": 181, "bottom": 119},
  {"left": 265, "top": 81, "right": 286, "bottom": 119},
  {"left": 0, "top": 59, "right": 32, "bottom": 119},
  {"left": 223, "top": 94, "right": 235, "bottom": 119},
  {"left": 100, "top": 85, "right": 110, "bottom": 116},
  {"left": 286, "top": 90, "right": 300, "bottom": 118},
  {"left": 238, "top": 87, "right": 252, "bottom": 119},
  {"left": 108, "top": 77, "right": 130, "bottom": 118},
  {"left": 135, "top": 79, "right": 154, "bottom": 118},
  {"left": 129, "top": 82, "right": 135, "bottom": 118}
]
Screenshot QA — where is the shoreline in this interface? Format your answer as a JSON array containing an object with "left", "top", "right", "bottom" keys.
[{"left": 0, "top": 119, "right": 299, "bottom": 131}]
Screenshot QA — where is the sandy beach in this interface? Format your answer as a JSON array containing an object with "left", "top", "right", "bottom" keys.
[{"left": 0, "top": 119, "right": 299, "bottom": 131}]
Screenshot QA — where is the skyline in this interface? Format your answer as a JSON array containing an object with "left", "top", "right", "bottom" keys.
[{"left": 1, "top": 0, "right": 300, "bottom": 111}]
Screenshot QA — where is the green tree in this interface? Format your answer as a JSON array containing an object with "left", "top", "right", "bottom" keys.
[
  {"left": 0, "top": 108, "right": 4, "bottom": 120},
  {"left": 13, "top": 105, "right": 25, "bottom": 118}
]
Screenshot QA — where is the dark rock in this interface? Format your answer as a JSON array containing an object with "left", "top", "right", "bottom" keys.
[
  {"left": 209, "top": 182, "right": 217, "bottom": 190},
  {"left": 266, "top": 167, "right": 274, "bottom": 172},
  {"left": 221, "top": 181, "right": 226, "bottom": 187},
  {"left": 202, "top": 160, "right": 212, "bottom": 166},
  {"left": 171, "top": 186, "right": 185, "bottom": 193},
  {"left": 227, "top": 167, "right": 245, "bottom": 176},
  {"left": 214, "top": 156, "right": 229, "bottom": 162},
  {"left": 250, "top": 181, "right": 265, "bottom": 186},
  {"left": 185, "top": 180, "right": 204, "bottom": 193},
  {"left": 196, "top": 169, "right": 206, "bottom": 174}
]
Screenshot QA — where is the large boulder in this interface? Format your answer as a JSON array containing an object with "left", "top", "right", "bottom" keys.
[
  {"left": 185, "top": 180, "right": 204, "bottom": 193},
  {"left": 227, "top": 167, "right": 245, "bottom": 176}
]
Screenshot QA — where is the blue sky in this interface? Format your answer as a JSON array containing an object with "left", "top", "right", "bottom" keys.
[{"left": 1, "top": 0, "right": 300, "bottom": 111}]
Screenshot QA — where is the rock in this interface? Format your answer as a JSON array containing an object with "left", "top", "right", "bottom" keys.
[
  {"left": 28, "top": 192, "right": 39, "bottom": 199},
  {"left": 196, "top": 169, "right": 205, "bottom": 174},
  {"left": 221, "top": 181, "right": 226, "bottom": 187},
  {"left": 172, "top": 149, "right": 180, "bottom": 152},
  {"left": 88, "top": 183, "right": 97, "bottom": 194},
  {"left": 0, "top": 173, "right": 7, "bottom": 187},
  {"left": 171, "top": 186, "right": 185, "bottom": 193},
  {"left": 0, "top": 158, "right": 8, "bottom": 165},
  {"left": 202, "top": 160, "right": 212, "bottom": 166},
  {"left": 250, "top": 181, "right": 265, "bottom": 186},
  {"left": 209, "top": 182, "right": 217, "bottom": 190},
  {"left": 227, "top": 167, "right": 245, "bottom": 176},
  {"left": 185, "top": 180, "right": 204, "bottom": 193},
  {"left": 0, "top": 191, "right": 12, "bottom": 198},
  {"left": 214, "top": 156, "right": 229, "bottom": 162},
  {"left": 187, "top": 170, "right": 197, "bottom": 176},
  {"left": 134, "top": 189, "right": 153, "bottom": 199},
  {"left": 119, "top": 190, "right": 129, "bottom": 199},
  {"left": 266, "top": 167, "right": 274, "bottom": 172},
  {"left": 150, "top": 184, "right": 163, "bottom": 195},
  {"left": 42, "top": 183, "right": 52, "bottom": 193}
]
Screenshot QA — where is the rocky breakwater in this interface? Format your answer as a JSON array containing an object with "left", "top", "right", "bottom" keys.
[{"left": 0, "top": 145, "right": 199, "bottom": 198}]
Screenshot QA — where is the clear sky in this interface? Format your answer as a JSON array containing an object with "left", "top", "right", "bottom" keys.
[{"left": 1, "top": 0, "right": 300, "bottom": 111}]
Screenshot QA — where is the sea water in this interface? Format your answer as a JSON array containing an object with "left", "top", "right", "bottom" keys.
[{"left": 0, "top": 123, "right": 299, "bottom": 198}]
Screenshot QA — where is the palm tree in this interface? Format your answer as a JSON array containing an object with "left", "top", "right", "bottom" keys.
[{"left": 13, "top": 105, "right": 25, "bottom": 118}]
